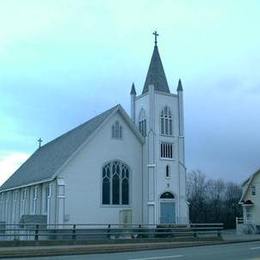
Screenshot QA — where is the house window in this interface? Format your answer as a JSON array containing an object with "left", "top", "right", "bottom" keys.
[
  {"left": 102, "top": 161, "right": 130, "bottom": 205},
  {"left": 112, "top": 121, "right": 122, "bottom": 139},
  {"left": 138, "top": 108, "right": 146, "bottom": 137},
  {"left": 161, "top": 142, "right": 173, "bottom": 159},
  {"left": 160, "top": 106, "right": 173, "bottom": 136},
  {"left": 251, "top": 185, "right": 256, "bottom": 196},
  {"left": 166, "top": 165, "right": 170, "bottom": 178}
]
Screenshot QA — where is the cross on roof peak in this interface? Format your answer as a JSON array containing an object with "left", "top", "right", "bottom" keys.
[
  {"left": 38, "top": 138, "right": 43, "bottom": 148},
  {"left": 153, "top": 31, "right": 159, "bottom": 46}
]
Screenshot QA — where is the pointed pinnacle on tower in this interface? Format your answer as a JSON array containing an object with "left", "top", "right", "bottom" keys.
[
  {"left": 130, "top": 82, "right": 136, "bottom": 95},
  {"left": 177, "top": 79, "right": 183, "bottom": 92}
]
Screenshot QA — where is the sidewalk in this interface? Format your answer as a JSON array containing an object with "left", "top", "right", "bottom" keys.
[
  {"left": 1, "top": 232, "right": 260, "bottom": 258},
  {"left": 222, "top": 229, "right": 260, "bottom": 242}
]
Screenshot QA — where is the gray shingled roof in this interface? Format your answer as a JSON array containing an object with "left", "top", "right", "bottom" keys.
[
  {"left": 0, "top": 105, "right": 118, "bottom": 191},
  {"left": 142, "top": 45, "right": 170, "bottom": 94}
]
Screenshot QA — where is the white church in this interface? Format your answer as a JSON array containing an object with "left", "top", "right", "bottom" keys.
[{"left": 0, "top": 33, "right": 189, "bottom": 226}]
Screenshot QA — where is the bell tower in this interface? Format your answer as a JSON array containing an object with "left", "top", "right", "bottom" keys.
[{"left": 130, "top": 32, "right": 189, "bottom": 225}]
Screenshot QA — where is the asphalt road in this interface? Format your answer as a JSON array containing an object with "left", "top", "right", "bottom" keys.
[{"left": 3, "top": 241, "right": 260, "bottom": 260}]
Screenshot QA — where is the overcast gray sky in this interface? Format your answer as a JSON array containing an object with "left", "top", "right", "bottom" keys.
[{"left": 0, "top": 0, "right": 259, "bottom": 185}]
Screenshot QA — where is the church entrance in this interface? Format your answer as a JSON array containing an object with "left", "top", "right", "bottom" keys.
[{"left": 160, "top": 192, "right": 176, "bottom": 224}]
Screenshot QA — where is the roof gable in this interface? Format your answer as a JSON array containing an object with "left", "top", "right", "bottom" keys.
[
  {"left": 240, "top": 168, "right": 260, "bottom": 202},
  {"left": 52, "top": 105, "right": 144, "bottom": 180},
  {"left": 0, "top": 105, "right": 118, "bottom": 192}
]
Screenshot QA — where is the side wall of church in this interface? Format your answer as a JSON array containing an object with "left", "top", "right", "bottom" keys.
[
  {"left": 58, "top": 112, "right": 143, "bottom": 225},
  {"left": 0, "top": 180, "right": 57, "bottom": 225}
]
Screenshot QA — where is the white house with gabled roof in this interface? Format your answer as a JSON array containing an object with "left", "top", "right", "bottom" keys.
[
  {"left": 0, "top": 33, "right": 189, "bottom": 226},
  {"left": 239, "top": 169, "right": 260, "bottom": 227}
]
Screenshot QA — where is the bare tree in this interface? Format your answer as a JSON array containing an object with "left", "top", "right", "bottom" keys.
[{"left": 187, "top": 170, "right": 242, "bottom": 228}]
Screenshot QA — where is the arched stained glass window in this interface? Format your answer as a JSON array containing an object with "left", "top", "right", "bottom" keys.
[
  {"left": 138, "top": 109, "right": 146, "bottom": 137},
  {"left": 102, "top": 161, "right": 130, "bottom": 205},
  {"left": 160, "top": 106, "right": 173, "bottom": 136}
]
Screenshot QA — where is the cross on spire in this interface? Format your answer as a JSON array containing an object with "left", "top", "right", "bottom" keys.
[
  {"left": 153, "top": 30, "right": 159, "bottom": 46},
  {"left": 38, "top": 138, "right": 43, "bottom": 148}
]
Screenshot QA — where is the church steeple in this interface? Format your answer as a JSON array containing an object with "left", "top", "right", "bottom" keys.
[{"left": 142, "top": 31, "right": 170, "bottom": 94}]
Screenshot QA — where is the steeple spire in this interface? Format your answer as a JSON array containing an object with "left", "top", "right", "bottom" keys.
[{"left": 142, "top": 32, "right": 170, "bottom": 94}]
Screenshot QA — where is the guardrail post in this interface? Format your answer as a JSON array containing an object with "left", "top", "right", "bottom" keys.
[
  {"left": 34, "top": 224, "right": 39, "bottom": 241},
  {"left": 107, "top": 224, "right": 111, "bottom": 239},
  {"left": 171, "top": 228, "right": 175, "bottom": 238},
  {"left": 138, "top": 224, "right": 142, "bottom": 238},
  {"left": 72, "top": 224, "right": 76, "bottom": 240}
]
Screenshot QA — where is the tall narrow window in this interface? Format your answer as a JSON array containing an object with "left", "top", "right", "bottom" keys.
[
  {"left": 33, "top": 186, "right": 38, "bottom": 214},
  {"left": 5, "top": 193, "right": 9, "bottom": 221},
  {"left": 112, "top": 121, "right": 122, "bottom": 139},
  {"left": 138, "top": 108, "right": 147, "bottom": 137},
  {"left": 44, "top": 185, "right": 50, "bottom": 213},
  {"left": 102, "top": 161, "right": 130, "bottom": 205},
  {"left": 160, "top": 106, "right": 173, "bottom": 136},
  {"left": 166, "top": 165, "right": 170, "bottom": 178},
  {"left": 21, "top": 189, "right": 27, "bottom": 215}
]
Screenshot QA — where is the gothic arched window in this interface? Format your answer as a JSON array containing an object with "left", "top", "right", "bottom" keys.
[
  {"left": 138, "top": 109, "right": 146, "bottom": 137},
  {"left": 112, "top": 121, "right": 122, "bottom": 139},
  {"left": 102, "top": 161, "right": 130, "bottom": 205},
  {"left": 160, "top": 106, "right": 173, "bottom": 136}
]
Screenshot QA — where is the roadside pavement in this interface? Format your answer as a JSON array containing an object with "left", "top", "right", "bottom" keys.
[
  {"left": 1, "top": 231, "right": 260, "bottom": 258},
  {"left": 222, "top": 229, "right": 260, "bottom": 241}
]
